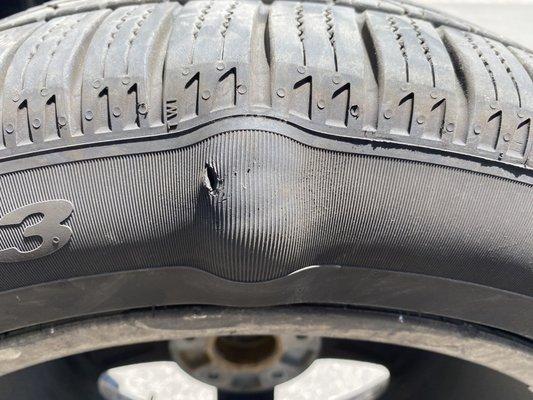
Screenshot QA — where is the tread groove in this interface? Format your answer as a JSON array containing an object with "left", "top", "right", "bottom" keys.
[
  {"left": 44, "top": 94, "right": 60, "bottom": 140},
  {"left": 332, "top": 83, "right": 351, "bottom": 126},
  {"left": 482, "top": 110, "right": 502, "bottom": 151},
  {"left": 185, "top": 71, "right": 200, "bottom": 118},
  {"left": 128, "top": 83, "right": 140, "bottom": 127},
  {"left": 18, "top": 99, "right": 32, "bottom": 144},
  {"left": 98, "top": 86, "right": 112, "bottom": 132}
]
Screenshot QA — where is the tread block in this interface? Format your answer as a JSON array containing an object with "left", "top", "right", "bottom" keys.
[
  {"left": 365, "top": 12, "right": 466, "bottom": 143},
  {"left": 270, "top": 2, "right": 377, "bottom": 132},
  {"left": 81, "top": 3, "right": 177, "bottom": 135},
  {"left": 442, "top": 28, "right": 533, "bottom": 163},
  {"left": 2, "top": 12, "right": 110, "bottom": 148},
  {"left": 82, "top": 4, "right": 179, "bottom": 134},
  {"left": 163, "top": 0, "right": 261, "bottom": 130},
  {"left": 0, "top": 22, "right": 44, "bottom": 150}
]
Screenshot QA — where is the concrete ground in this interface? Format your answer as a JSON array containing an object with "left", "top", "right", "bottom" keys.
[{"left": 424, "top": 0, "right": 533, "bottom": 49}]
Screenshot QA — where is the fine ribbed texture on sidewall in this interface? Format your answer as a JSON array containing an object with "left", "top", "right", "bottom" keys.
[{"left": 0, "top": 130, "right": 532, "bottom": 294}]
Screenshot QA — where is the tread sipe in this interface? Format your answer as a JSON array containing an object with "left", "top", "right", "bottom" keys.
[{"left": 0, "top": 0, "right": 531, "bottom": 174}]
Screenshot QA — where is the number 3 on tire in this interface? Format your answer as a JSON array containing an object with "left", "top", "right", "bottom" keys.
[{"left": 0, "top": 200, "right": 74, "bottom": 263}]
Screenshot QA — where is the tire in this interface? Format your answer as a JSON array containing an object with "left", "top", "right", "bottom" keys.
[{"left": 0, "top": 0, "right": 532, "bottom": 340}]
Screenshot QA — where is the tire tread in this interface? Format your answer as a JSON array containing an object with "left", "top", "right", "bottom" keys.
[{"left": 0, "top": 0, "right": 532, "bottom": 174}]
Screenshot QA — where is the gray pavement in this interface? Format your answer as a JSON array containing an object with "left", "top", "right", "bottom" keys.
[{"left": 424, "top": 0, "right": 533, "bottom": 49}]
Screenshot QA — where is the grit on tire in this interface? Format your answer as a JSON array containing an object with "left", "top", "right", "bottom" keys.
[{"left": 0, "top": 0, "right": 532, "bottom": 348}]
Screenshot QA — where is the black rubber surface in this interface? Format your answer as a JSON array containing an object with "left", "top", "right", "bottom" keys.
[
  {"left": 1, "top": 129, "right": 533, "bottom": 292},
  {"left": 0, "top": 0, "right": 531, "bottom": 338},
  {"left": 1, "top": 266, "right": 532, "bottom": 339}
]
